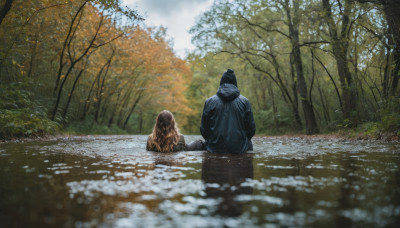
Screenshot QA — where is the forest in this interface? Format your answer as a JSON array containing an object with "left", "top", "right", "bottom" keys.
[{"left": 0, "top": 0, "right": 399, "bottom": 138}]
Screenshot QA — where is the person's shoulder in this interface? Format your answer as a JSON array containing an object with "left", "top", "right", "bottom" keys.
[
  {"left": 205, "top": 95, "right": 221, "bottom": 106},
  {"left": 237, "top": 95, "right": 252, "bottom": 108},
  {"left": 239, "top": 95, "right": 249, "bottom": 102},
  {"left": 206, "top": 95, "right": 218, "bottom": 102},
  {"left": 173, "top": 134, "right": 186, "bottom": 151}
]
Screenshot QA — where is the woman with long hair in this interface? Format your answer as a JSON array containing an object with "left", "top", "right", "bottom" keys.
[
  {"left": 146, "top": 110, "right": 186, "bottom": 152},
  {"left": 147, "top": 110, "right": 204, "bottom": 152}
]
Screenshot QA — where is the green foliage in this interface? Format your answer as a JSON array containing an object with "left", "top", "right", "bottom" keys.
[
  {"left": 254, "top": 109, "right": 299, "bottom": 135},
  {"left": 65, "top": 116, "right": 128, "bottom": 135},
  {"left": 358, "top": 122, "right": 379, "bottom": 136},
  {"left": 1, "top": 0, "right": 398, "bottom": 138},
  {"left": 188, "top": 0, "right": 399, "bottom": 136},
  {"left": 0, "top": 0, "right": 191, "bottom": 139},
  {"left": 0, "top": 83, "right": 59, "bottom": 139},
  {"left": 378, "top": 97, "right": 400, "bottom": 134}
]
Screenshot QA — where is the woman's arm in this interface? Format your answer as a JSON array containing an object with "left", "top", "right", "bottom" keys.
[{"left": 174, "top": 135, "right": 186, "bottom": 151}]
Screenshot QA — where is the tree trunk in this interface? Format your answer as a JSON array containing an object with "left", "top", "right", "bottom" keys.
[
  {"left": 289, "top": 53, "right": 303, "bottom": 128},
  {"left": 380, "top": 0, "right": 400, "bottom": 96},
  {"left": 27, "top": 34, "right": 38, "bottom": 78},
  {"left": 116, "top": 107, "right": 125, "bottom": 128},
  {"left": 285, "top": 0, "right": 319, "bottom": 134},
  {"left": 51, "top": 62, "right": 76, "bottom": 120},
  {"left": 81, "top": 72, "right": 98, "bottom": 120},
  {"left": 138, "top": 111, "right": 143, "bottom": 133},
  {"left": 313, "top": 51, "right": 331, "bottom": 123},
  {"left": 383, "top": 45, "right": 391, "bottom": 98},
  {"left": 252, "top": 73, "right": 261, "bottom": 110},
  {"left": 313, "top": 53, "right": 343, "bottom": 111},
  {"left": 356, "top": 0, "right": 400, "bottom": 95},
  {"left": 116, "top": 90, "right": 134, "bottom": 128},
  {"left": 51, "top": 11, "right": 103, "bottom": 121},
  {"left": 95, "top": 57, "right": 112, "bottom": 123},
  {"left": 123, "top": 91, "right": 143, "bottom": 130},
  {"left": 100, "top": 94, "right": 113, "bottom": 125},
  {"left": 322, "top": 0, "right": 358, "bottom": 126},
  {"left": 108, "top": 91, "right": 122, "bottom": 127},
  {"left": 334, "top": 43, "right": 358, "bottom": 123},
  {"left": 62, "top": 69, "right": 85, "bottom": 119},
  {"left": 267, "top": 79, "right": 278, "bottom": 127},
  {"left": 54, "top": 1, "right": 87, "bottom": 95},
  {"left": 0, "top": 0, "right": 13, "bottom": 26}
]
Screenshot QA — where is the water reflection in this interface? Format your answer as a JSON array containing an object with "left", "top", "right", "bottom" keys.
[
  {"left": 153, "top": 153, "right": 183, "bottom": 168},
  {"left": 202, "top": 153, "right": 253, "bottom": 217},
  {"left": 1, "top": 136, "right": 400, "bottom": 227}
]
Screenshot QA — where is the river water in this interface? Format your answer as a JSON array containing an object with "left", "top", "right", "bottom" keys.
[{"left": 0, "top": 135, "right": 399, "bottom": 227}]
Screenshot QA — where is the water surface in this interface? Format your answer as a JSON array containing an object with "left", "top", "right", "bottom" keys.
[{"left": 1, "top": 135, "right": 399, "bottom": 227}]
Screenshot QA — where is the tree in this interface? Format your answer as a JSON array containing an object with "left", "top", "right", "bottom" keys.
[
  {"left": 283, "top": 0, "right": 319, "bottom": 134},
  {"left": 0, "top": 0, "right": 13, "bottom": 26},
  {"left": 322, "top": 0, "right": 359, "bottom": 125},
  {"left": 191, "top": 0, "right": 321, "bottom": 133},
  {"left": 357, "top": 0, "right": 400, "bottom": 97}
]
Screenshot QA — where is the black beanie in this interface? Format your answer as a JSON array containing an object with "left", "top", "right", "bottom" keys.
[{"left": 220, "top": 69, "right": 237, "bottom": 87}]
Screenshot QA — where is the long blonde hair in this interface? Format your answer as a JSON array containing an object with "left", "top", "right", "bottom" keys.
[{"left": 148, "top": 110, "right": 180, "bottom": 152}]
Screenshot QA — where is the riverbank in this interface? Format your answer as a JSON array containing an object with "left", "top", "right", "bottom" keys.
[
  {"left": 262, "top": 131, "right": 400, "bottom": 142},
  {"left": 2, "top": 130, "right": 399, "bottom": 145}
]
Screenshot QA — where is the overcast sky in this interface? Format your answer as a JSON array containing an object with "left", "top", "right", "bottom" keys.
[{"left": 122, "top": 0, "right": 214, "bottom": 59}]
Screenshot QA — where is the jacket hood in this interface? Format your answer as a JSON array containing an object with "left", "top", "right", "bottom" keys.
[
  {"left": 220, "top": 69, "right": 237, "bottom": 87},
  {"left": 217, "top": 83, "right": 240, "bottom": 102}
]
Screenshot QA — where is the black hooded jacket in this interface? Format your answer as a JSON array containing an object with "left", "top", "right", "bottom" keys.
[{"left": 200, "top": 70, "right": 256, "bottom": 153}]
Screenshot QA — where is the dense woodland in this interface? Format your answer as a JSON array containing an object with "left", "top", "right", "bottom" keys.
[{"left": 0, "top": 0, "right": 399, "bottom": 138}]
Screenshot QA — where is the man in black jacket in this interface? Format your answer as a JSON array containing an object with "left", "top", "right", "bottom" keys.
[{"left": 200, "top": 69, "right": 256, "bottom": 153}]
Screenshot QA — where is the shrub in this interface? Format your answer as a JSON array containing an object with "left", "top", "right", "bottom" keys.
[
  {"left": 0, "top": 83, "right": 60, "bottom": 139},
  {"left": 378, "top": 97, "right": 400, "bottom": 134},
  {"left": 65, "top": 116, "right": 129, "bottom": 135},
  {"left": 254, "top": 108, "right": 300, "bottom": 135}
]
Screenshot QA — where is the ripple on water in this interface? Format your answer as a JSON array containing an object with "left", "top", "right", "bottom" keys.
[{"left": 1, "top": 135, "right": 400, "bottom": 227}]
